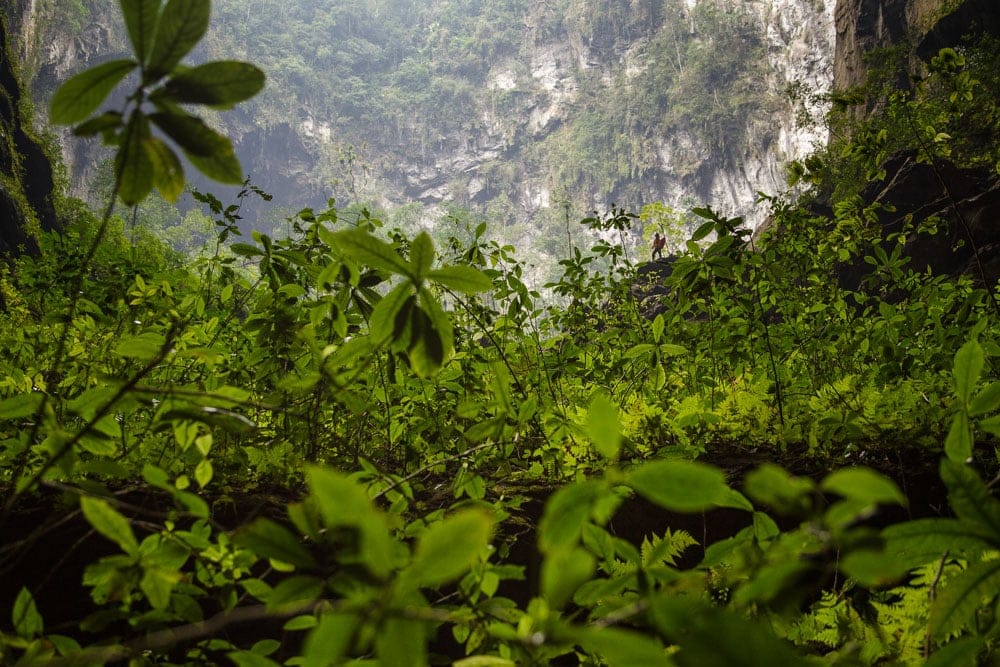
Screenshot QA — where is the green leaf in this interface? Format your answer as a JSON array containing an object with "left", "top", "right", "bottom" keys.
[
  {"left": 453, "top": 657, "right": 517, "bottom": 667},
  {"left": 12, "top": 588, "right": 43, "bottom": 638},
  {"left": 940, "top": 459, "right": 1000, "bottom": 542},
  {"left": 227, "top": 651, "right": 281, "bottom": 667},
  {"left": 410, "top": 293, "right": 453, "bottom": 377},
  {"left": 650, "top": 597, "right": 807, "bottom": 667},
  {"left": 146, "top": 0, "right": 210, "bottom": 79},
  {"left": 969, "top": 381, "right": 1000, "bottom": 416},
  {"left": 140, "top": 566, "right": 180, "bottom": 609},
  {"left": 652, "top": 314, "right": 664, "bottom": 343},
  {"left": 369, "top": 283, "right": 414, "bottom": 346},
  {"left": 945, "top": 411, "right": 973, "bottom": 463},
  {"left": 541, "top": 547, "right": 595, "bottom": 609},
  {"left": 883, "top": 518, "right": 993, "bottom": 570},
  {"left": 157, "top": 61, "right": 265, "bottom": 109},
  {"left": 953, "top": 340, "right": 984, "bottom": 403},
  {"left": 306, "top": 467, "right": 394, "bottom": 578},
  {"left": 538, "top": 481, "right": 609, "bottom": 554},
  {"left": 587, "top": 392, "right": 621, "bottom": 460},
  {"left": 820, "top": 467, "right": 906, "bottom": 506},
  {"left": 49, "top": 59, "right": 137, "bottom": 125},
  {"left": 924, "top": 637, "right": 983, "bottom": 667},
  {"left": 186, "top": 137, "right": 243, "bottom": 184},
  {"left": 628, "top": 460, "right": 736, "bottom": 513},
  {"left": 405, "top": 509, "right": 494, "bottom": 588},
  {"left": 72, "top": 111, "right": 123, "bottom": 138},
  {"left": 0, "top": 393, "right": 44, "bottom": 420},
  {"left": 120, "top": 0, "right": 161, "bottom": 65},
  {"left": 267, "top": 576, "right": 325, "bottom": 610},
  {"left": 930, "top": 560, "right": 1000, "bottom": 639},
  {"left": 573, "top": 626, "right": 672, "bottom": 667},
  {"left": 115, "top": 331, "right": 167, "bottom": 360},
  {"left": 301, "top": 613, "right": 360, "bottom": 667},
  {"left": 116, "top": 112, "right": 156, "bottom": 205},
  {"left": 145, "top": 137, "right": 185, "bottom": 202},
  {"left": 81, "top": 496, "right": 138, "bottom": 555},
  {"left": 409, "top": 231, "right": 435, "bottom": 281},
  {"left": 427, "top": 265, "right": 493, "bottom": 294},
  {"left": 230, "top": 242, "right": 264, "bottom": 257},
  {"left": 838, "top": 550, "right": 912, "bottom": 588},
  {"left": 980, "top": 413, "right": 1000, "bottom": 437},
  {"left": 744, "top": 464, "right": 815, "bottom": 515},
  {"left": 194, "top": 458, "right": 213, "bottom": 488},
  {"left": 149, "top": 110, "right": 244, "bottom": 184},
  {"left": 376, "top": 617, "right": 427, "bottom": 667},
  {"left": 234, "top": 518, "right": 318, "bottom": 570},
  {"left": 333, "top": 229, "right": 412, "bottom": 278}
]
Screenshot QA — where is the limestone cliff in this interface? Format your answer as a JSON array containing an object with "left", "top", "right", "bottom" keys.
[
  {"left": 0, "top": 10, "right": 57, "bottom": 257},
  {"left": 11, "top": 0, "right": 836, "bottom": 241}
]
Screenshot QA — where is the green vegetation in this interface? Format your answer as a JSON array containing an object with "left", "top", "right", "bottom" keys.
[{"left": 2, "top": 1, "right": 1000, "bottom": 665}]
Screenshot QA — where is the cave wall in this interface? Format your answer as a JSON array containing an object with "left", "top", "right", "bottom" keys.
[
  {"left": 833, "top": 0, "right": 1000, "bottom": 93},
  {"left": 0, "top": 12, "right": 58, "bottom": 257}
]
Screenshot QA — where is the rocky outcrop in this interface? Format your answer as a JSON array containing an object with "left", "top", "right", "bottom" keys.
[
  {"left": 838, "top": 153, "right": 1000, "bottom": 291},
  {"left": 833, "top": 0, "right": 1000, "bottom": 94},
  {"left": 0, "top": 12, "right": 57, "bottom": 257}
]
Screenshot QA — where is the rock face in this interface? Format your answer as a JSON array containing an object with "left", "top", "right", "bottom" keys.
[
  {"left": 833, "top": 0, "right": 999, "bottom": 93},
  {"left": 0, "top": 12, "right": 57, "bottom": 257},
  {"left": 839, "top": 154, "right": 1000, "bottom": 290},
  {"left": 11, "top": 0, "right": 836, "bottom": 237},
  {"left": 829, "top": 0, "right": 1000, "bottom": 289}
]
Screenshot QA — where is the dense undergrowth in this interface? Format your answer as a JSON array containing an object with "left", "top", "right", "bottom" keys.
[{"left": 2, "top": 2, "right": 1000, "bottom": 665}]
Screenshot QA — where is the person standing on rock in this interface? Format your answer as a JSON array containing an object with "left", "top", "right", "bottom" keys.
[{"left": 651, "top": 232, "right": 666, "bottom": 260}]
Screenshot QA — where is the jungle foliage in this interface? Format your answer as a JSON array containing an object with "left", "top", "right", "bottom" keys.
[{"left": 2, "top": 1, "right": 1000, "bottom": 665}]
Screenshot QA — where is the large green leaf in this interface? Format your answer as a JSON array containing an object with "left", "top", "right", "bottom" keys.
[
  {"left": 115, "top": 112, "right": 155, "bottom": 205},
  {"left": 12, "top": 588, "right": 43, "bottom": 638},
  {"left": 49, "top": 58, "right": 137, "bottom": 125},
  {"left": 940, "top": 459, "right": 1000, "bottom": 542},
  {"left": 146, "top": 0, "right": 210, "bottom": 79},
  {"left": 157, "top": 61, "right": 265, "bottom": 109},
  {"left": 953, "top": 340, "right": 984, "bottom": 404},
  {"left": 376, "top": 617, "right": 427, "bottom": 667},
  {"left": 301, "top": 613, "right": 360, "bottom": 667},
  {"left": 541, "top": 547, "right": 595, "bottom": 609},
  {"left": 820, "top": 467, "right": 906, "bottom": 506},
  {"left": 121, "top": 0, "right": 161, "bottom": 65},
  {"left": 925, "top": 637, "right": 984, "bottom": 667},
  {"left": 145, "top": 136, "right": 185, "bottom": 202},
  {"left": 306, "top": 467, "right": 394, "bottom": 578},
  {"left": 628, "top": 460, "right": 737, "bottom": 513},
  {"left": 410, "top": 290, "right": 453, "bottom": 376},
  {"left": 150, "top": 107, "right": 225, "bottom": 159},
  {"left": 427, "top": 265, "right": 493, "bottom": 294},
  {"left": 573, "top": 626, "right": 672, "bottom": 667},
  {"left": 115, "top": 331, "right": 166, "bottom": 360},
  {"left": 333, "top": 229, "right": 412, "bottom": 278},
  {"left": 587, "top": 392, "right": 621, "bottom": 460},
  {"left": 369, "top": 283, "right": 414, "bottom": 346},
  {"left": 538, "top": 481, "right": 610, "bottom": 554},
  {"left": 930, "top": 560, "right": 1000, "bottom": 639},
  {"left": 883, "top": 518, "right": 993, "bottom": 569},
  {"left": 0, "top": 393, "right": 44, "bottom": 420},
  {"left": 744, "top": 464, "right": 815, "bottom": 515},
  {"left": 651, "top": 597, "right": 807, "bottom": 666},
  {"left": 409, "top": 231, "right": 435, "bottom": 282},
  {"left": 404, "top": 509, "right": 495, "bottom": 588},
  {"left": 233, "top": 518, "right": 318, "bottom": 570},
  {"left": 149, "top": 110, "right": 243, "bottom": 183},
  {"left": 945, "top": 411, "right": 973, "bottom": 463},
  {"left": 81, "top": 496, "right": 138, "bottom": 555}
]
